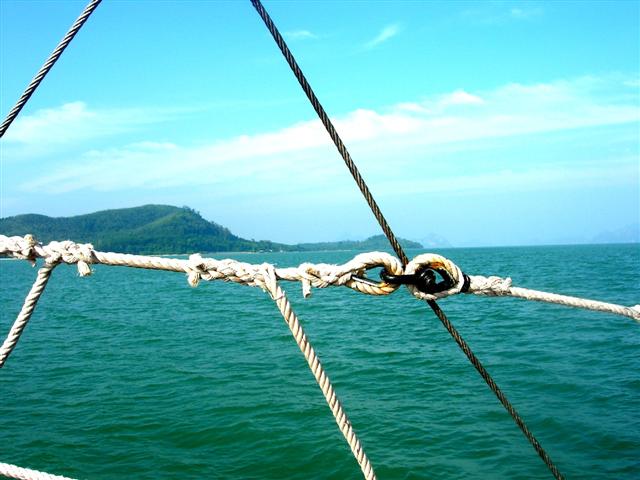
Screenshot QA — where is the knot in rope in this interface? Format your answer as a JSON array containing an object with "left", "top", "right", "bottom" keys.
[
  {"left": 259, "top": 263, "right": 280, "bottom": 300},
  {"left": 187, "top": 251, "right": 403, "bottom": 298},
  {"left": 187, "top": 254, "right": 273, "bottom": 291},
  {"left": 467, "top": 275, "right": 513, "bottom": 296},
  {"left": 2, "top": 234, "right": 638, "bottom": 321},
  {"left": 38, "top": 240, "right": 95, "bottom": 275},
  {"left": 0, "top": 234, "right": 39, "bottom": 264},
  {"left": 295, "top": 261, "right": 354, "bottom": 295},
  {"left": 304, "top": 251, "right": 402, "bottom": 297},
  {"left": 0, "top": 235, "right": 94, "bottom": 275},
  {"left": 398, "top": 255, "right": 517, "bottom": 302},
  {"left": 404, "top": 253, "right": 467, "bottom": 301}
]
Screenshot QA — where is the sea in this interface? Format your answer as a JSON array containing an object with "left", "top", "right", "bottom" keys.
[{"left": 1, "top": 244, "right": 638, "bottom": 479}]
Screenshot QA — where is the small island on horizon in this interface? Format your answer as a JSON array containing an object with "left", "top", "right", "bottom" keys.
[
  {"left": 0, "top": 204, "right": 424, "bottom": 255},
  {"left": 2, "top": 204, "right": 637, "bottom": 255}
]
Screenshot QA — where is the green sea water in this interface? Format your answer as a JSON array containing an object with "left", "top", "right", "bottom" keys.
[{"left": 1, "top": 244, "right": 638, "bottom": 479}]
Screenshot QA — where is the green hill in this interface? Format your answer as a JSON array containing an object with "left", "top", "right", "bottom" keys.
[
  {"left": 296, "top": 235, "right": 422, "bottom": 251},
  {"left": 0, "top": 205, "right": 422, "bottom": 254},
  {"left": 0, "top": 205, "right": 285, "bottom": 254}
]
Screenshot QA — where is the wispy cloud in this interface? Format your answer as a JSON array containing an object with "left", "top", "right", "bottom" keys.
[
  {"left": 1, "top": 101, "right": 185, "bottom": 158},
  {"left": 284, "top": 29, "right": 318, "bottom": 41},
  {"left": 2, "top": 101, "right": 178, "bottom": 145},
  {"left": 462, "top": 4, "right": 543, "bottom": 25},
  {"left": 440, "top": 89, "right": 485, "bottom": 106},
  {"left": 364, "top": 23, "right": 401, "bottom": 49},
  {"left": 13, "top": 75, "right": 639, "bottom": 199},
  {"left": 509, "top": 7, "right": 543, "bottom": 20}
]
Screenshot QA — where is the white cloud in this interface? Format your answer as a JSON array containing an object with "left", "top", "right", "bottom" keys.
[
  {"left": 2, "top": 101, "right": 175, "bottom": 146},
  {"left": 376, "top": 159, "right": 639, "bottom": 197},
  {"left": 284, "top": 30, "right": 318, "bottom": 40},
  {"left": 462, "top": 5, "right": 543, "bottom": 24},
  {"left": 440, "top": 89, "right": 485, "bottom": 106},
  {"left": 509, "top": 7, "right": 543, "bottom": 20},
  {"left": 4, "top": 102, "right": 96, "bottom": 144},
  {"left": 15, "top": 75, "right": 640, "bottom": 198},
  {"left": 364, "top": 24, "right": 400, "bottom": 49}
]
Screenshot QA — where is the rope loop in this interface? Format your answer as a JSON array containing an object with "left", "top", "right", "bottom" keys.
[
  {"left": 313, "top": 251, "right": 403, "bottom": 297},
  {"left": 38, "top": 240, "right": 95, "bottom": 275},
  {"left": 186, "top": 250, "right": 402, "bottom": 297},
  {"left": 0, "top": 234, "right": 39, "bottom": 264},
  {"left": 1, "top": 234, "right": 638, "bottom": 321},
  {"left": 404, "top": 253, "right": 466, "bottom": 301}
]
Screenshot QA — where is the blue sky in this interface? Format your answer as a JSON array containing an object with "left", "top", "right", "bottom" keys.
[{"left": 1, "top": 0, "right": 638, "bottom": 247}]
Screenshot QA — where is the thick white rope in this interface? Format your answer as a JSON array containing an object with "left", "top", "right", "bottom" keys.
[
  {"left": 260, "top": 265, "right": 376, "bottom": 480},
  {"left": 0, "top": 463, "right": 75, "bottom": 480},
  {"left": 1, "top": 235, "right": 638, "bottom": 480},
  {"left": 1, "top": 235, "right": 638, "bottom": 370},
  {"left": 470, "top": 277, "right": 640, "bottom": 319},
  {"left": 0, "top": 263, "right": 56, "bottom": 367},
  {"left": 0, "top": 235, "right": 402, "bottom": 297},
  {"left": 0, "top": 235, "right": 381, "bottom": 480},
  {"left": 405, "top": 253, "right": 640, "bottom": 321}
]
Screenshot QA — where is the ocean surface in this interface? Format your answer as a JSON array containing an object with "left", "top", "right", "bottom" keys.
[{"left": 1, "top": 244, "right": 638, "bottom": 480}]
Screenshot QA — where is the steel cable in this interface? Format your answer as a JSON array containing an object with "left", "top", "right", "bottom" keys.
[
  {"left": 0, "top": 0, "right": 102, "bottom": 138},
  {"left": 0, "top": 0, "right": 566, "bottom": 476},
  {"left": 250, "top": 0, "right": 408, "bottom": 266},
  {"left": 250, "top": 1, "right": 564, "bottom": 478}
]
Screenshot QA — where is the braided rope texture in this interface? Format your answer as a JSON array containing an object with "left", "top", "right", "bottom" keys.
[
  {"left": 0, "top": 263, "right": 56, "bottom": 367},
  {"left": 248, "top": 3, "right": 571, "bottom": 478},
  {"left": 4, "top": 236, "right": 638, "bottom": 480},
  {"left": 0, "top": 463, "right": 75, "bottom": 480},
  {"left": 3, "top": 235, "right": 637, "bottom": 319},
  {"left": 0, "top": 0, "right": 102, "bottom": 138},
  {"left": 3, "top": 235, "right": 639, "bottom": 479},
  {"left": 260, "top": 266, "right": 376, "bottom": 479},
  {"left": 2, "top": 233, "right": 637, "bottom": 371}
]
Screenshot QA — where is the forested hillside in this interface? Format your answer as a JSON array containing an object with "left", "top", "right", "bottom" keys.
[{"left": 0, "top": 205, "right": 422, "bottom": 254}]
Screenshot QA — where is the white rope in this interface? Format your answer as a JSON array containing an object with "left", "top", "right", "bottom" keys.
[
  {"left": 470, "top": 277, "right": 640, "bottom": 320},
  {"left": 406, "top": 252, "right": 640, "bottom": 322},
  {"left": 0, "top": 235, "right": 402, "bottom": 297},
  {"left": 0, "top": 263, "right": 56, "bottom": 368},
  {"left": 260, "top": 265, "right": 376, "bottom": 479},
  {"left": 1, "top": 234, "right": 637, "bottom": 369},
  {"left": 0, "top": 463, "right": 76, "bottom": 480},
  {"left": 1, "top": 235, "right": 638, "bottom": 480},
  {"left": 0, "top": 235, "right": 381, "bottom": 480}
]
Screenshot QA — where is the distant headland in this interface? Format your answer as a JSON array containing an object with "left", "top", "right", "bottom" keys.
[{"left": 0, "top": 204, "right": 424, "bottom": 254}]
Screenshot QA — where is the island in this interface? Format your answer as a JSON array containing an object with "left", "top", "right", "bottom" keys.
[{"left": 0, "top": 204, "right": 423, "bottom": 254}]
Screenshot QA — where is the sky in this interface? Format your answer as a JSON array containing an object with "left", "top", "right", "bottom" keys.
[{"left": 0, "top": 0, "right": 638, "bottom": 247}]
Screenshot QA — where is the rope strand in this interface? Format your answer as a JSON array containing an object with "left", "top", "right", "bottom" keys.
[
  {"left": 249, "top": 2, "right": 567, "bottom": 478},
  {"left": 426, "top": 300, "right": 565, "bottom": 480},
  {"left": 0, "top": 0, "right": 102, "bottom": 138},
  {"left": 4, "top": 237, "right": 636, "bottom": 480},
  {"left": 262, "top": 267, "right": 376, "bottom": 479},
  {"left": 250, "top": 0, "right": 407, "bottom": 265},
  {"left": 0, "top": 263, "right": 56, "bottom": 368},
  {"left": 0, "top": 462, "right": 75, "bottom": 480}
]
